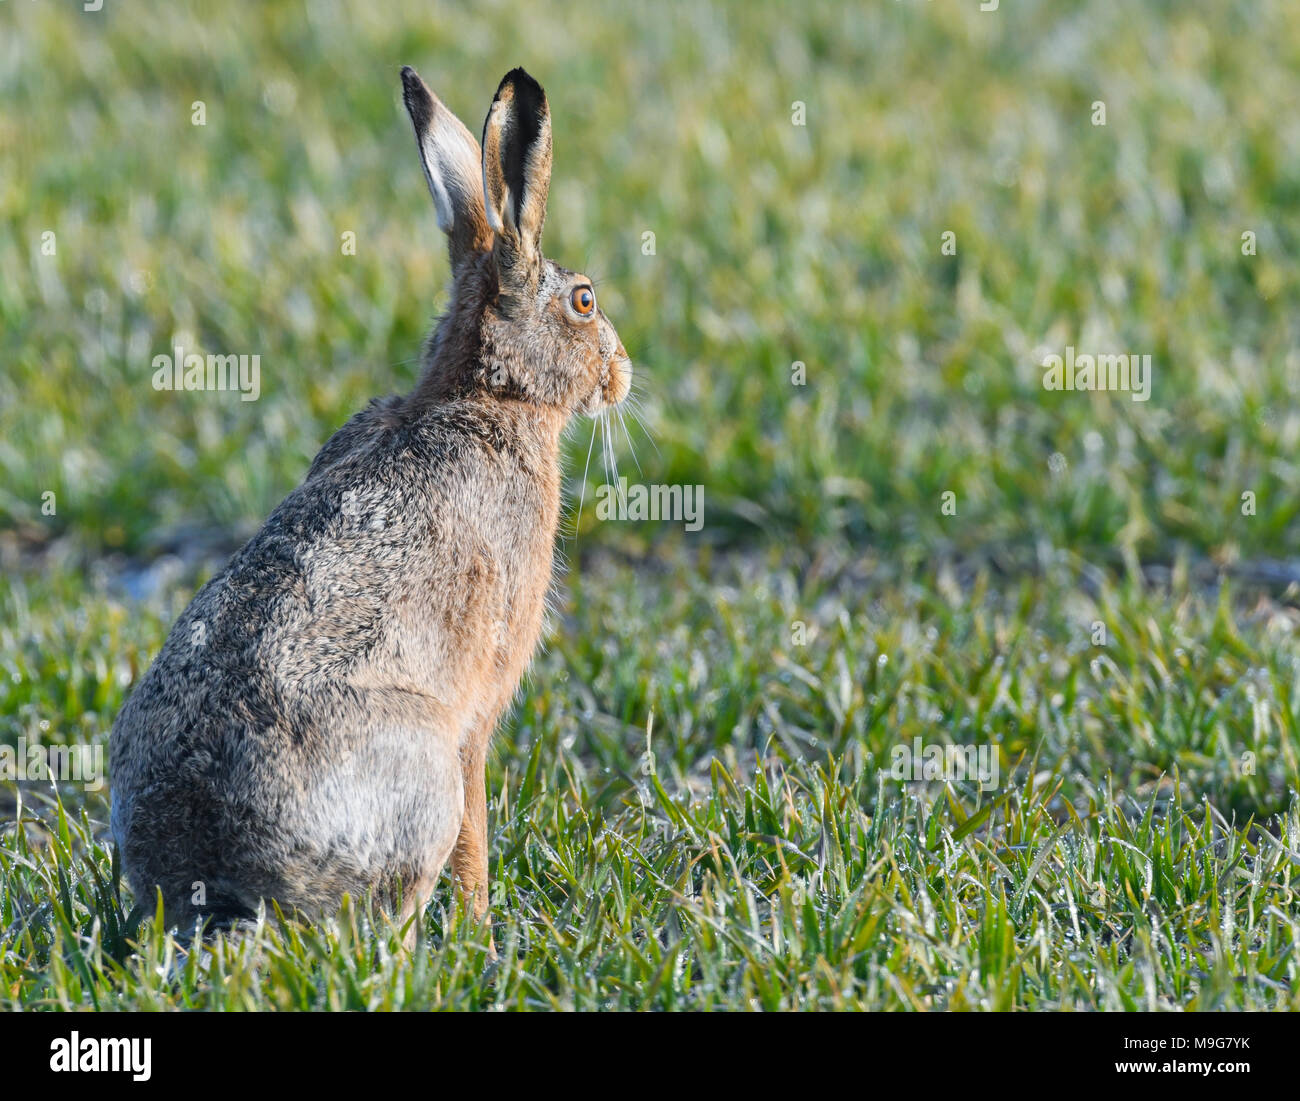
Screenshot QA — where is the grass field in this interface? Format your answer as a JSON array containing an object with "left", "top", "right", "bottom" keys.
[{"left": 3, "top": 0, "right": 1300, "bottom": 1010}]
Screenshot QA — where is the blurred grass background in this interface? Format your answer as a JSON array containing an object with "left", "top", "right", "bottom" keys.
[
  {"left": 3, "top": 0, "right": 1299, "bottom": 563},
  {"left": 3, "top": 0, "right": 1300, "bottom": 1010}
]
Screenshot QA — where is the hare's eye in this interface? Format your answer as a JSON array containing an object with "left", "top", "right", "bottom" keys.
[{"left": 570, "top": 286, "right": 595, "bottom": 316}]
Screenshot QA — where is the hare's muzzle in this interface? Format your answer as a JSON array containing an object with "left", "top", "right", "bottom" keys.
[{"left": 604, "top": 352, "right": 632, "bottom": 407}]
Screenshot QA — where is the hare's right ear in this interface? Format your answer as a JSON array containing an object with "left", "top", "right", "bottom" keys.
[
  {"left": 401, "top": 66, "right": 493, "bottom": 267},
  {"left": 481, "top": 68, "right": 551, "bottom": 291}
]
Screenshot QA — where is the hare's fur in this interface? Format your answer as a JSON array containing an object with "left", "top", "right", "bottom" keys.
[{"left": 109, "top": 68, "right": 630, "bottom": 940}]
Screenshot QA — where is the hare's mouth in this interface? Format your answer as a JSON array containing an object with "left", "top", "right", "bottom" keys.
[{"left": 577, "top": 357, "right": 631, "bottom": 417}]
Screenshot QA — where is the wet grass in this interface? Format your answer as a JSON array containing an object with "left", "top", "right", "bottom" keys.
[{"left": 3, "top": 553, "right": 1299, "bottom": 1009}]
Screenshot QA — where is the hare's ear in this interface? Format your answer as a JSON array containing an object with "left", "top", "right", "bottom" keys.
[
  {"left": 401, "top": 66, "right": 493, "bottom": 267},
  {"left": 481, "top": 68, "right": 551, "bottom": 286}
]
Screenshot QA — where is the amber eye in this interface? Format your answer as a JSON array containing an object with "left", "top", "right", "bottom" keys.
[{"left": 570, "top": 286, "right": 595, "bottom": 316}]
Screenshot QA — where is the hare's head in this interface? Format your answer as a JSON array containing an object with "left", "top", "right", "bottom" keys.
[{"left": 401, "top": 66, "right": 631, "bottom": 416}]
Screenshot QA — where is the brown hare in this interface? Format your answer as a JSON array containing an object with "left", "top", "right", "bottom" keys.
[{"left": 109, "top": 66, "right": 631, "bottom": 947}]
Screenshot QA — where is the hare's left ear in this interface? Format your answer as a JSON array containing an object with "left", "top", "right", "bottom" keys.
[
  {"left": 481, "top": 68, "right": 551, "bottom": 286},
  {"left": 401, "top": 66, "right": 493, "bottom": 268}
]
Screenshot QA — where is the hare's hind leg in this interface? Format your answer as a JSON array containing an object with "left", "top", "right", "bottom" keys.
[
  {"left": 387, "top": 730, "right": 464, "bottom": 952},
  {"left": 297, "top": 712, "right": 464, "bottom": 949}
]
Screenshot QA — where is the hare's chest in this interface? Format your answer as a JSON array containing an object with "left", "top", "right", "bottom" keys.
[
  {"left": 491, "top": 540, "right": 553, "bottom": 677},
  {"left": 484, "top": 476, "right": 560, "bottom": 668}
]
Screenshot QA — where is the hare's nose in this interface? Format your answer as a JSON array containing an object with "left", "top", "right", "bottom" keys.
[{"left": 614, "top": 341, "right": 628, "bottom": 360}]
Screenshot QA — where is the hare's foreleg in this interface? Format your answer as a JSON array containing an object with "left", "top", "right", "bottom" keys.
[{"left": 451, "top": 733, "right": 492, "bottom": 927}]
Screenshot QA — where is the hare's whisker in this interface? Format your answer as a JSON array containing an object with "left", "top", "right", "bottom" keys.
[
  {"left": 604, "top": 411, "right": 621, "bottom": 505},
  {"left": 623, "top": 403, "right": 662, "bottom": 460},
  {"left": 602, "top": 411, "right": 614, "bottom": 496},
  {"left": 576, "top": 415, "right": 599, "bottom": 536},
  {"left": 616, "top": 405, "right": 642, "bottom": 476},
  {"left": 596, "top": 412, "right": 607, "bottom": 490},
  {"left": 610, "top": 412, "right": 623, "bottom": 498}
]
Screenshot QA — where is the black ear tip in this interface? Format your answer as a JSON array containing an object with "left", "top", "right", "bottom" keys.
[
  {"left": 401, "top": 66, "right": 433, "bottom": 119},
  {"left": 400, "top": 66, "right": 426, "bottom": 97},
  {"left": 497, "top": 67, "right": 546, "bottom": 103}
]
